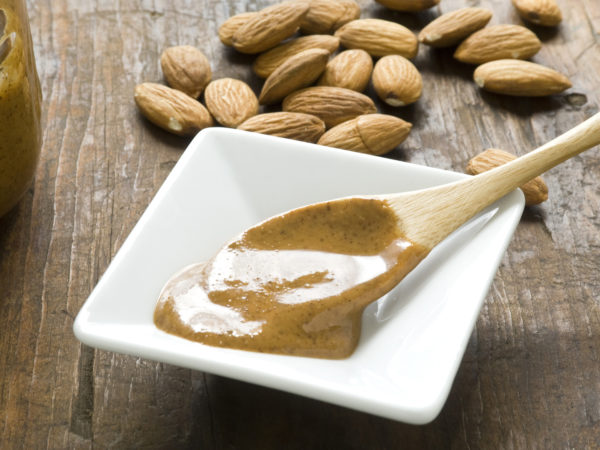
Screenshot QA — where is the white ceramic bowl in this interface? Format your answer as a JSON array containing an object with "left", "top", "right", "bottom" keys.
[{"left": 74, "top": 129, "right": 524, "bottom": 424}]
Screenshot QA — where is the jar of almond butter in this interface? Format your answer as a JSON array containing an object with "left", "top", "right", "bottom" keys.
[{"left": 0, "top": 0, "right": 42, "bottom": 217}]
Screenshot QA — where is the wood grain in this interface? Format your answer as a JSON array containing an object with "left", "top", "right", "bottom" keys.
[{"left": 0, "top": 0, "right": 599, "bottom": 448}]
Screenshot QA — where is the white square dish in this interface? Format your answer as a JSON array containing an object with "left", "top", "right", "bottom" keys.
[{"left": 74, "top": 128, "right": 524, "bottom": 424}]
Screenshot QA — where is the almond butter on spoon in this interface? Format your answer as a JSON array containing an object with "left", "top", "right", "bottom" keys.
[{"left": 155, "top": 113, "right": 600, "bottom": 358}]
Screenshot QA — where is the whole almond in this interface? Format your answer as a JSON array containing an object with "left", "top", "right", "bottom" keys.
[
  {"left": 466, "top": 148, "right": 548, "bottom": 205},
  {"left": 454, "top": 24, "right": 541, "bottom": 64},
  {"left": 204, "top": 78, "right": 259, "bottom": 127},
  {"left": 134, "top": 83, "right": 213, "bottom": 136},
  {"left": 232, "top": 1, "right": 310, "bottom": 54},
  {"left": 259, "top": 48, "right": 330, "bottom": 105},
  {"left": 253, "top": 35, "right": 339, "bottom": 79},
  {"left": 160, "top": 46, "right": 211, "bottom": 98},
  {"left": 218, "top": 12, "right": 258, "bottom": 46},
  {"left": 512, "top": 0, "right": 562, "bottom": 26},
  {"left": 334, "top": 19, "right": 418, "bottom": 59},
  {"left": 372, "top": 55, "right": 422, "bottom": 106},
  {"left": 300, "top": 0, "right": 361, "bottom": 34},
  {"left": 317, "top": 114, "right": 412, "bottom": 155},
  {"left": 418, "top": 8, "right": 493, "bottom": 48},
  {"left": 374, "top": 0, "right": 439, "bottom": 12},
  {"left": 473, "top": 59, "right": 572, "bottom": 96},
  {"left": 318, "top": 49, "right": 373, "bottom": 92},
  {"left": 238, "top": 112, "right": 326, "bottom": 142},
  {"left": 282, "top": 86, "right": 377, "bottom": 128}
]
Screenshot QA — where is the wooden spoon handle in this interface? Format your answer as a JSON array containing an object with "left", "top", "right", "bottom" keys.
[
  {"left": 387, "top": 113, "right": 600, "bottom": 249},
  {"left": 467, "top": 112, "right": 600, "bottom": 203}
]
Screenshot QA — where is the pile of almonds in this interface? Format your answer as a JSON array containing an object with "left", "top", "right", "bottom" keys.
[{"left": 135, "top": 0, "right": 568, "bottom": 204}]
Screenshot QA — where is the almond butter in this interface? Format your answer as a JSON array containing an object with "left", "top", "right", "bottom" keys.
[
  {"left": 300, "top": 0, "right": 361, "bottom": 34},
  {"left": 473, "top": 59, "right": 571, "bottom": 96},
  {"left": 374, "top": 0, "right": 439, "bottom": 12},
  {"left": 334, "top": 19, "right": 418, "bottom": 59},
  {"left": 238, "top": 112, "right": 326, "bottom": 142},
  {"left": 259, "top": 49, "right": 330, "bottom": 105},
  {"left": 134, "top": 83, "right": 213, "bottom": 136},
  {"left": 466, "top": 148, "right": 548, "bottom": 205},
  {"left": 317, "top": 114, "right": 412, "bottom": 155},
  {"left": 253, "top": 35, "right": 339, "bottom": 79},
  {"left": 282, "top": 86, "right": 377, "bottom": 128},
  {"left": 318, "top": 49, "right": 372, "bottom": 92},
  {"left": 454, "top": 24, "right": 541, "bottom": 64},
  {"left": 160, "top": 46, "right": 211, "bottom": 98},
  {"left": 418, "top": 7, "right": 493, "bottom": 48},
  {"left": 372, "top": 55, "right": 422, "bottom": 106},
  {"left": 232, "top": 1, "right": 310, "bottom": 54},
  {"left": 204, "top": 78, "right": 259, "bottom": 128},
  {"left": 512, "top": 0, "right": 562, "bottom": 27},
  {"left": 218, "top": 12, "right": 258, "bottom": 46}
]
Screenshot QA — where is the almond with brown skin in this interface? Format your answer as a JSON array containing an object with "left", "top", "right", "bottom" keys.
[
  {"left": 204, "top": 78, "right": 259, "bottom": 128},
  {"left": 238, "top": 112, "right": 326, "bottom": 143},
  {"left": 300, "top": 0, "right": 361, "bottom": 34},
  {"left": 318, "top": 49, "right": 372, "bottom": 92},
  {"left": 282, "top": 86, "right": 377, "bottom": 128},
  {"left": 374, "top": 0, "right": 439, "bottom": 12},
  {"left": 372, "top": 55, "right": 422, "bottom": 106},
  {"left": 253, "top": 35, "right": 340, "bottom": 79},
  {"left": 160, "top": 46, "right": 211, "bottom": 98},
  {"left": 232, "top": 1, "right": 310, "bottom": 54},
  {"left": 512, "top": 0, "right": 562, "bottom": 26},
  {"left": 454, "top": 24, "right": 541, "bottom": 64},
  {"left": 218, "top": 12, "right": 258, "bottom": 46},
  {"left": 317, "top": 114, "right": 412, "bottom": 155},
  {"left": 134, "top": 83, "right": 213, "bottom": 136},
  {"left": 259, "top": 49, "right": 330, "bottom": 105},
  {"left": 466, "top": 148, "right": 548, "bottom": 205},
  {"left": 473, "top": 59, "right": 572, "bottom": 96},
  {"left": 334, "top": 19, "right": 418, "bottom": 58},
  {"left": 418, "top": 7, "right": 493, "bottom": 48}
]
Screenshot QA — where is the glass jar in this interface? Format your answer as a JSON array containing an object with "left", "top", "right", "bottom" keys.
[{"left": 0, "top": 0, "right": 42, "bottom": 217}]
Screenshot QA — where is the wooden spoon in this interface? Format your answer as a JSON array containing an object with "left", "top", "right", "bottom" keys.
[{"left": 380, "top": 112, "right": 600, "bottom": 250}]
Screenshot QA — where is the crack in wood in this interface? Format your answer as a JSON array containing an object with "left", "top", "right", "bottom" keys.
[{"left": 69, "top": 344, "right": 95, "bottom": 440}]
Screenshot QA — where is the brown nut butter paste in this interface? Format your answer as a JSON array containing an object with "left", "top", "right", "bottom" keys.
[
  {"left": 154, "top": 198, "right": 429, "bottom": 358},
  {"left": 0, "top": 3, "right": 42, "bottom": 217}
]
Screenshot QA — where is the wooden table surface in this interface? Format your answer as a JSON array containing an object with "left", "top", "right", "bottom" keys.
[{"left": 1, "top": 0, "right": 599, "bottom": 448}]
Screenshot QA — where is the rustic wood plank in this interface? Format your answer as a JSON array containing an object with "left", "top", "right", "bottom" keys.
[{"left": 0, "top": 0, "right": 598, "bottom": 448}]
